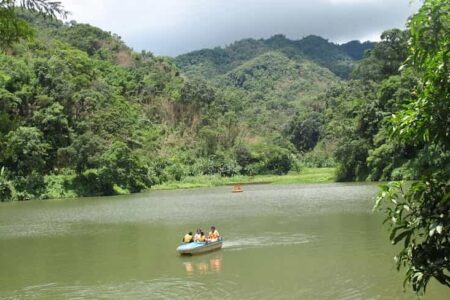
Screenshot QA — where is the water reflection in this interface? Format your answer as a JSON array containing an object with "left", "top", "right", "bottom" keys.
[
  {"left": 210, "top": 257, "right": 221, "bottom": 272},
  {"left": 182, "top": 254, "right": 223, "bottom": 275}
]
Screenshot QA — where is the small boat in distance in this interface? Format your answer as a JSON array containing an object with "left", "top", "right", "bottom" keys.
[
  {"left": 177, "top": 239, "right": 223, "bottom": 255},
  {"left": 232, "top": 184, "right": 243, "bottom": 193}
]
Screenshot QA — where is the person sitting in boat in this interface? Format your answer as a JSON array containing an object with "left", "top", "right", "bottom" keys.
[
  {"left": 198, "top": 230, "right": 206, "bottom": 242},
  {"left": 207, "top": 226, "right": 220, "bottom": 242},
  {"left": 193, "top": 228, "right": 202, "bottom": 242},
  {"left": 182, "top": 232, "right": 193, "bottom": 243}
]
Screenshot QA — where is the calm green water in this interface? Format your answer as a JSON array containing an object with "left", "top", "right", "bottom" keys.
[{"left": 0, "top": 183, "right": 448, "bottom": 299}]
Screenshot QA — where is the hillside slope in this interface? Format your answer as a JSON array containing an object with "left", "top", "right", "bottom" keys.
[
  {"left": 215, "top": 51, "right": 338, "bottom": 133},
  {"left": 1, "top": 14, "right": 342, "bottom": 200}
]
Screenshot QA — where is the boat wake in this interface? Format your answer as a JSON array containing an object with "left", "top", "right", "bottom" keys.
[{"left": 223, "top": 232, "right": 315, "bottom": 251}]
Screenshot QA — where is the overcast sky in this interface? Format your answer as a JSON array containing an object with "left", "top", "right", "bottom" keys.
[{"left": 59, "top": 0, "right": 421, "bottom": 56}]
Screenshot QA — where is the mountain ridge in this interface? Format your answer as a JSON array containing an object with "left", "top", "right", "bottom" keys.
[{"left": 174, "top": 34, "right": 375, "bottom": 79}]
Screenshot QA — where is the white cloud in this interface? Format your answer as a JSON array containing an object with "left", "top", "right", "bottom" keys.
[
  {"left": 58, "top": 0, "right": 421, "bottom": 56},
  {"left": 328, "top": 0, "right": 377, "bottom": 4}
]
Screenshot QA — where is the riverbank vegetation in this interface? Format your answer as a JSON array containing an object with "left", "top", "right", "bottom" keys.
[{"left": 154, "top": 167, "right": 336, "bottom": 190}]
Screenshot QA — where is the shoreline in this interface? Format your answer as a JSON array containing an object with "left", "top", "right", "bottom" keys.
[
  {"left": 152, "top": 168, "right": 336, "bottom": 190},
  {"left": 0, "top": 168, "right": 337, "bottom": 202}
]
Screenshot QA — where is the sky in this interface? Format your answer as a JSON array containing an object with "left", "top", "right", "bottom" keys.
[{"left": 59, "top": 0, "right": 421, "bottom": 56}]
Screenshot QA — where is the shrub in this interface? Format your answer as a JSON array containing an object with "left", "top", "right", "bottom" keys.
[
  {"left": 43, "top": 172, "right": 78, "bottom": 199},
  {"left": 249, "top": 143, "right": 293, "bottom": 175},
  {"left": 14, "top": 171, "right": 46, "bottom": 200},
  {"left": 201, "top": 154, "right": 241, "bottom": 177},
  {"left": 300, "top": 149, "right": 335, "bottom": 168},
  {"left": 0, "top": 167, "right": 16, "bottom": 202}
]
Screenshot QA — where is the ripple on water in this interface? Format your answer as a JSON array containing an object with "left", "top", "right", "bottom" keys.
[
  {"left": 0, "top": 223, "right": 70, "bottom": 239},
  {"left": 5, "top": 278, "right": 236, "bottom": 300}
]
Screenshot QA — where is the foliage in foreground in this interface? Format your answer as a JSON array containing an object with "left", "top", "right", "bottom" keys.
[
  {"left": 0, "top": 0, "right": 66, "bottom": 50},
  {"left": 376, "top": 180, "right": 449, "bottom": 292},
  {"left": 374, "top": 0, "right": 450, "bottom": 294}
]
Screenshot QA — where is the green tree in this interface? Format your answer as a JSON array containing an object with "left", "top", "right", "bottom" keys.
[
  {"left": 285, "top": 112, "right": 322, "bottom": 152},
  {"left": 375, "top": 0, "right": 450, "bottom": 294},
  {"left": 250, "top": 143, "right": 293, "bottom": 175},
  {"left": 325, "top": 80, "right": 379, "bottom": 181},
  {"left": 0, "top": 0, "right": 66, "bottom": 50},
  {"left": 32, "top": 102, "right": 71, "bottom": 159},
  {"left": 3, "top": 126, "right": 50, "bottom": 176},
  {"left": 0, "top": 167, "right": 16, "bottom": 201},
  {"left": 0, "top": 3, "right": 33, "bottom": 49},
  {"left": 234, "top": 144, "right": 255, "bottom": 174},
  {"left": 354, "top": 29, "right": 409, "bottom": 81},
  {"left": 97, "top": 141, "right": 150, "bottom": 194},
  {"left": 58, "top": 132, "right": 103, "bottom": 173}
]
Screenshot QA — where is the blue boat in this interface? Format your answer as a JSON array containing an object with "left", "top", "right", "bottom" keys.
[{"left": 176, "top": 239, "right": 223, "bottom": 255}]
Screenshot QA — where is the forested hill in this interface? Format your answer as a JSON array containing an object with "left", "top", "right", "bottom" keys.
[
  {"left": 2, "top": 11, "right": 439, "bottom": 203},
  {"left": 174, "top": 34, "right": 375, "bottom": 79},
  {"left": 1, "top": 12, "right": 217, "bottom": 200},
  {"left": 1, "top": 12, "right": 344, "bottom": 200},
  {"left": 172, "top": 34, "right": 374, "bottom": 137}
]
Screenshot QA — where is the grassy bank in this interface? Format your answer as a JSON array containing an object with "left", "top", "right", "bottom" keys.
[{"left": 153, "top": 168, "right": 336, "bottom": 190}]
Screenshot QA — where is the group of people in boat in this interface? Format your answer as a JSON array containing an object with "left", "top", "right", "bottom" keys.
[{"left": 183, "top": 226, "right": 220, "bottom": 243}]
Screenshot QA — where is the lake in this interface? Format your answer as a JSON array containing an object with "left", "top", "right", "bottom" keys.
[{"left": 0, "top": 183, "right": 447, "bottom": 299}]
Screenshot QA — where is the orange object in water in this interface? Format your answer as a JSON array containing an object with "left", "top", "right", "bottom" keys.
[{"left": 232, "top": 184, "right": 243, "bottom": 193}]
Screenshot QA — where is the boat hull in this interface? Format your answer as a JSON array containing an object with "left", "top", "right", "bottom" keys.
[{"left": 177, "top": 240, "right": 223, "bottom": 255}]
